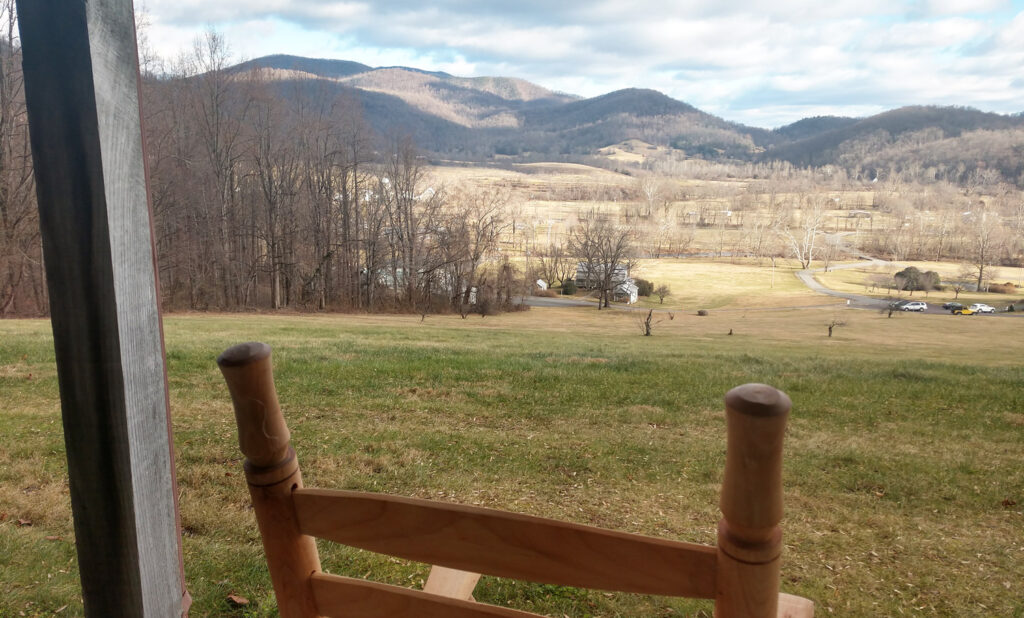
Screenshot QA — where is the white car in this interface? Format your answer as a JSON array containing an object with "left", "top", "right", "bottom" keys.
[
  {"left": 968, "top": 303, "right": 995, "bottom": 313},
  {"left": 901, "top": 301, "right": 927, "bottom": 312}
]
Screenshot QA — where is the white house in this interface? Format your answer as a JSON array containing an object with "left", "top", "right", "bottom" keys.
[
  {"left": 615, "top": 280, "right": 639, "bottom": 304},
  {"left": 574, "top": 262, "right": 637, "bottom": 304},
  {"left": 574, "top": 262, "right": 630, "bottom": 289}
]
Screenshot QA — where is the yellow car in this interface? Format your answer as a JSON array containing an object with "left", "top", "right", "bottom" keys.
[{"left": 951, "top": 307, "right": 975, "bottom": 315}]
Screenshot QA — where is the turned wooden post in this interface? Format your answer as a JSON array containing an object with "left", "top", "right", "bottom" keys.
[
  {"left": 218, "top": 342, "right": 321, "bottom": 618},
  {"left": 715, "top": 384, "right": 791, "bottom": 618}
]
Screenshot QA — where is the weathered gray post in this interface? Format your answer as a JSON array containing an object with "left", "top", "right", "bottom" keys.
[{"left": 16, "top": 0, "right": 189, "bottom": 615}]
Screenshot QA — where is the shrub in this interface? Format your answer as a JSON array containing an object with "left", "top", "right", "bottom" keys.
[
  {"left": 697, "top": 309, "right": 709, "bottom": 316},
  {"left": 988, "top": 282, "right": 1017, "bottom": 294},
  {"left": 475, "top": 297, "right": 498, "bottom": 316},
  {"left": 635, "top": 278, "right": 654, "bottom": 297},
  {"left": 894, "top": 267, "right": 941, "bottom": 292},
  {"left": 535, "top": 289, "right": 558, "bottom": 298},
  {"left": 561, "top": 280, "right": 578, "bottom": 295}
]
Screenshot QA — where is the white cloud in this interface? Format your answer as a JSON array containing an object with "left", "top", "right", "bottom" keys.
[{"left": 917, "top": 0, "right": 1010, "bottom": 16}]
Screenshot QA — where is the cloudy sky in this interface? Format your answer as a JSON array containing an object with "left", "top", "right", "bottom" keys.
[{"left": 140, "top": 0, "right": 1024, "bottom": 128}]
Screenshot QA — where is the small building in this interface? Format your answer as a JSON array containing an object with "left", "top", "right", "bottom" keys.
[
  {"left": 574, "top": 262, "right": 630, "bottom": 289},
  {"left": 575, "top": 262, "right": 637, "bottom": 304},
  {"left": 614, "top": 280, "right": 639, "bottom": 304}
]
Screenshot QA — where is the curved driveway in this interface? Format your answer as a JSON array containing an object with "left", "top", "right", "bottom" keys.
[{"left": 795, "top": 258, "right": 891, "bottom": 310}]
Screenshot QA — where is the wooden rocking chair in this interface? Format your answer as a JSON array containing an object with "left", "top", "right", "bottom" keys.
[{"left": 218, "top": 342, "right": 814, "bottom": 617}]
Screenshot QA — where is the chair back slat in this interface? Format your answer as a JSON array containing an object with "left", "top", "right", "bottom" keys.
[
  {"left": 310, "top": 573, "right": 542, "bottom": 618},
  {"left": 217, "top": 343, "right": 815, "bottom": 617},
  {"left": 295, "top": 488, "right": 717, "bottom": 598}
]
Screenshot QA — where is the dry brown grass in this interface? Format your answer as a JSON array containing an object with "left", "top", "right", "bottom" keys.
[{"left": 2, "top": 307, "right": 1023, "bottom": 616}]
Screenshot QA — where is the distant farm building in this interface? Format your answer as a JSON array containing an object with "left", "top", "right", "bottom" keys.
[{"left": 574, "top": 262, "right": 638, "bottom": 304}]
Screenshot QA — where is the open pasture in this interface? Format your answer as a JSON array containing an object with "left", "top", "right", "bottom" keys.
[
  {"left": 631, "top": 258, "right": 837, "bottom": 310},
  {"left": 1, "top": 308, "right": 1022, "bottom": 616},
  {"left": 426, "top": 162, "right": 882, "bottom": 256},
  {"left": 815, "top": 261, "right": 1024, "bottom": 308}
]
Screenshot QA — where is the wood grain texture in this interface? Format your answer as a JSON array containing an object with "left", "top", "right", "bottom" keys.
[
  {"left": 247, "top": 465, "right": 322, "bottom": 618},
  {"left": 715, "top": 384, "right": 792, "bottom": 618},
  {"left": 423, "top": 566, "right": 481, "bottom": 600},
  {"left": 17, "top": 0, "right": 185, "bottom": 614},
  {"left": 720, "top": 384, "right": 790, "bottom": 536},
  {"left": 217, "top": 342, "right": 290, "bottom": 468},
  {"left": 218, "top": 344, "right": 322, "bottom": 617},
  {"left": 777, "top": 592, "right": 815, "bottom": 617},
  {"left": 294, "top": 488, "right": 718, "bottom": 598},
  {"left": 311, "top": 573, "right": 543, "bottom": 618}
]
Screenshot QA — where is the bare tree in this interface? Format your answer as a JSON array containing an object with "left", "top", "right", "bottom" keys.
[
  {"left": 568, "top": 210, "right": 636, "bottom": 309},
  {"left": 534, "top": 243, "right": 567, "bottom": 289},
  {"left": 654, "top": 284, "right": 670, "bottom": 304},
  {"left": 376, "top": 136, "right": 446, "bottom": 309},
  {"left": 636, "top": 175, "right": 670, "bottom": 217},
  {"left": 948, "top": 265, "right": 973, "bottom": 300},
  {"left": 0, "top": 2, "right": 44, "bottom": 316},
  {"left": 291, "top": 84, "right": 371, "bottom": 309},
  {"left": 441, "top": 186, "right": 510, "bottom": 316},
  {"left": 636, "top": 308, "right": 673, "bottom": 336},
  {"left": 963, "top": 204, "right": 1005, "bottom": 293},
  {"left": 244, "top": 71, "right": 304, "bottom": 309},
  {"left": 187, "top": 29, "right": 252, "bottom": 307},
  {"left": 776, "top": 195, "right": 827, "bottom": 269},
  {"left": 820, "top": 234, "right": 842, "bottom": 272}
]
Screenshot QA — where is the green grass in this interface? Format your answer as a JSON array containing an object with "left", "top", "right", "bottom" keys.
[{"left": 1, "top": 311, "right": 1023, "bottom": 616}]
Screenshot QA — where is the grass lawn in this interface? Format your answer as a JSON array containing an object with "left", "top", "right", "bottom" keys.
[{"left": 1, "top": 308, "right": 1022, "bottom": 616}]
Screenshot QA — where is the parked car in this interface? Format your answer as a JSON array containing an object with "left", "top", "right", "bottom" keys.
[
  {"left": 969, "top": 303, "right": 995, "bottom": 313},
  {"left": 952, "top": 307, "right": 975, "bottom": 315},
  {"left": 901, "top": 301, "right": 927, "bottom": 312},
  {"left": 942, "top": 302, "right": 964, "bottom": 311}
]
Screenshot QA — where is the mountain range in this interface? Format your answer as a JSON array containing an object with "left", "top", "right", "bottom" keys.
[{"left": 231, "top": 54, "right": 1024, "bottom": 184}]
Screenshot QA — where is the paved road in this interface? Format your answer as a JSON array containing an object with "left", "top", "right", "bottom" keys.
[
  {"left": 796, "top": 258, "right": 1021, "bottom": 316},
  {"left": 518, "top": 295, "right": 593, "bottom": 308},
  {"left": 795, "top": 258, "right": 891, "bottom": 310}
]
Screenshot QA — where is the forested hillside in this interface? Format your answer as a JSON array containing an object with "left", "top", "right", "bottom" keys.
[
  {"left": 763, "top": 106, "right": 1024, "bottom": 185},
  {"left": 216, "top": 55, "right": 1024, "bottom": 186},
  {"left": 3, "top": 35, "right": 1024, "bottom": 318}
]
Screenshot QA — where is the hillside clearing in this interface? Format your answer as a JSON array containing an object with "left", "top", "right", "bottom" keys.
[{"left": 1, "top": 309, "right": 1022, "bottom": 616}]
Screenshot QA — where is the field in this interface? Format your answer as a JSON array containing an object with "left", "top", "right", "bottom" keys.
[
  {"left": 815, "top": 261, "right": 1024, "bottom": 308},
  {"left": 425, "top": 161, "right": 880, "bottom": 254},
  {"left": 2, "top": 303, "right": 1023, "bottom": 617},
  {"left": 632, "top": 258, "right": 840, "bottom": 310}
]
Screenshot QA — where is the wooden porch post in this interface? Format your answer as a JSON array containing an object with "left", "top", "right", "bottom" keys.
[{"left": 16, "top": 0, "right": 189, "bottom": 615}]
